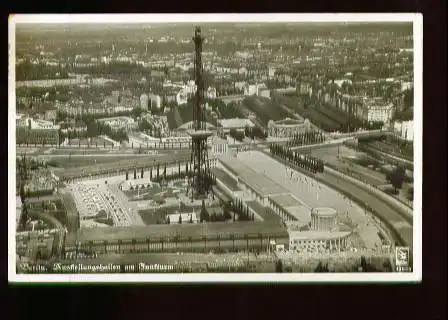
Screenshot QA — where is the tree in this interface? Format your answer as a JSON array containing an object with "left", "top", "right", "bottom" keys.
[
  {"left": 200, "top": 200, "right": 209, "bottom": 222},
  {"left": 407, "top": 186, "right": 414, "bottom": 201},
  {"left": 275, "top": 260, "right": 283, "bottom": 273},
  {"left": 86, "top": 120, "right": 99, "bottom": 138},
  {"left": 138, "top": 118, "right": 151, "bottom": 132},
  {"left": 315, "top": 261, "right": 329, "bottom": 272},
  {"left": 223, "top": 208, "right": 232, "bottom": 220},
  {"left": 20, "top": 183, "right": 26, "bottom": 204},
  {"left": 387, "top": 166, "right": 406, "bottom": 193}
]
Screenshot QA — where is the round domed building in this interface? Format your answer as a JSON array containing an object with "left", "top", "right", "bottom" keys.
[{"left": 311, "top": 207, "right": 337, "bottom": 232}]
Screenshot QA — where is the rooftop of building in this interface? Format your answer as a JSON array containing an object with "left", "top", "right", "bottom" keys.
[
  {"left": 178, "top": 121, "right": 216, "bottom": 130},
  {"left": 246, "top": 201, "right": 282, "bottom": 224},
  {"left": 268, "top": 194, "right": 311, "bottom": 222},
  {"left": 210, "top": 135, "right": 228, "bottom": 145},
  {"left": 311, "top": 207, "right": 337, "bottom": 217},
  {"left": 272, "top": 118, "right": 308, "bottom": 126},
  {"left": 66, "top": 221, "right": 289, "bottom": 244},
  {"left": 218, "top": 156, "right": 289, "bottom": 197},
  {"left": 218, "top": 118, "right": 255, "bottom": 129},
  {"left": 268, "top": 193, "right": 304, "bottom": 208},
  {"left": 97, "top": 116, "right": 135, "bottom": 122}
]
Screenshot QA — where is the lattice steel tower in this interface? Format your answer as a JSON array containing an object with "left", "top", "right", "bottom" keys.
[{"left": 187, "top": 26, "right": 213, "bottom": 202}]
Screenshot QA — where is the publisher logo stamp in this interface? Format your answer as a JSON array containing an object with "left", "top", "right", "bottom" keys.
[{"left": 395, "top": 247, "right": 411, "bottom": 272}]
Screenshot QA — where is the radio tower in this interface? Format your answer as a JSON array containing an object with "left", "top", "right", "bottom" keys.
[{"left": 187, "top": 27, "right": 213, "bottom": 202}]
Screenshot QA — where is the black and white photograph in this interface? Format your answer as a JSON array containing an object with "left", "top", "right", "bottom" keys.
[{"left": 8, "top": 14, "right": 422, "bottom": 282}]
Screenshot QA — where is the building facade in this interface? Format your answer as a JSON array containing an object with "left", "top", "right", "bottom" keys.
[
  {"left": 267, "top": 118, "right": 312, "bottom": 138},
  {"left": 393, "top": 120, "right": 414, "bottom": 142},
  {"left": 365, "top": 102, "right": 394, "bottom": 123},
  {"left": 288, "top": 230, "right": 352, "bottom": 252},
  {"left": 218, "top": 118, "right": 255, "bottom": 134},
  {"left": 311, "top": 207, "right": 337, "bottom": 232},
  {"left": 97, "top": 116, "right": 137, "bottom": 131},
  {"left": 140, "top": 94, "right": 149, "bottom": 111}
]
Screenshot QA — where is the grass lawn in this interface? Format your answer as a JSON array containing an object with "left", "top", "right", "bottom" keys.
[
  {"left": 242, "top": 96, "right": 291, "bottom": 126},
  {"left": 49, "top": 155, "right": 156, "bottom": 169},
  {"left": 310, "top": 146, "right": 387, "bottom": 186},
  {"left": 90, "top": 137, "right": 115, "bottom": 147},
  {"left": 67, "top": 138, "right": 90, "bottom": 146},
  {"left": 138, "top": 204, "right": 205, "bottom": 225},
  {"left": 124, "top": 186, "right": 163, "bottom": 199},
  {"left": 138, "top": 206, "right": 181, "bottom": 225},
  {"left": 50, "top": 149, "right": 111, "bottom": 155},
  {"left": 365, "top": 140, "right": 413, "bottom": 161}
]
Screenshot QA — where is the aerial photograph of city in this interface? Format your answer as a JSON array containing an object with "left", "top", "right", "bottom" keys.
[{"left": 9, "top": 14, "right": 420, "bottom": 280}]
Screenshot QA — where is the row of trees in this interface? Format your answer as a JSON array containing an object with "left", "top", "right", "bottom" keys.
[
  {"left": 124, "top": 162, "right": 218, "bottom": 188},
  {"left": 16, "top": 127, "right": 59, "bottom": 146},
  {"left": 386, "top": 134, "right": 413, "bottom": 150},
  {"left": 55, "top": 106, "right": 144, "bottom": 124},
  {"left": 230, "top": 198, "right": 255, "bottom": 222},
  {"left": 286, "top": 130, "right": 325, "bottom": 148},
  {"left": 216, "top": 101, "right": 245, "bottom": 119},
  {"left": 270, "top": 144, "right": 324, "bottom": 174},
  {"left": 16, "top": 156, "right": 47, "bottom": 173},
  {"left": 16, "top": 62, "right": 69, "bottom": 81},
  {"left": 198, "top": 198, "right": 254, "bottom": 223},
  {"left": 276, "top": 256, "right": 393, "bottom": 273},
  {"left": 58, "top": 122, "right": 129, "bottom": 144}
]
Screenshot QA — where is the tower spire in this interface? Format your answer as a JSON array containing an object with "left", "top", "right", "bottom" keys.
[{"left": 186, "top": 26, "right": 215, "bottom": 202}]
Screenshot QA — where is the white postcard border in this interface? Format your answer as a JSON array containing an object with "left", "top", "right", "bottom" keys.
[{"left": 8, "top": 13, "right": 423, "bottom": 283}]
